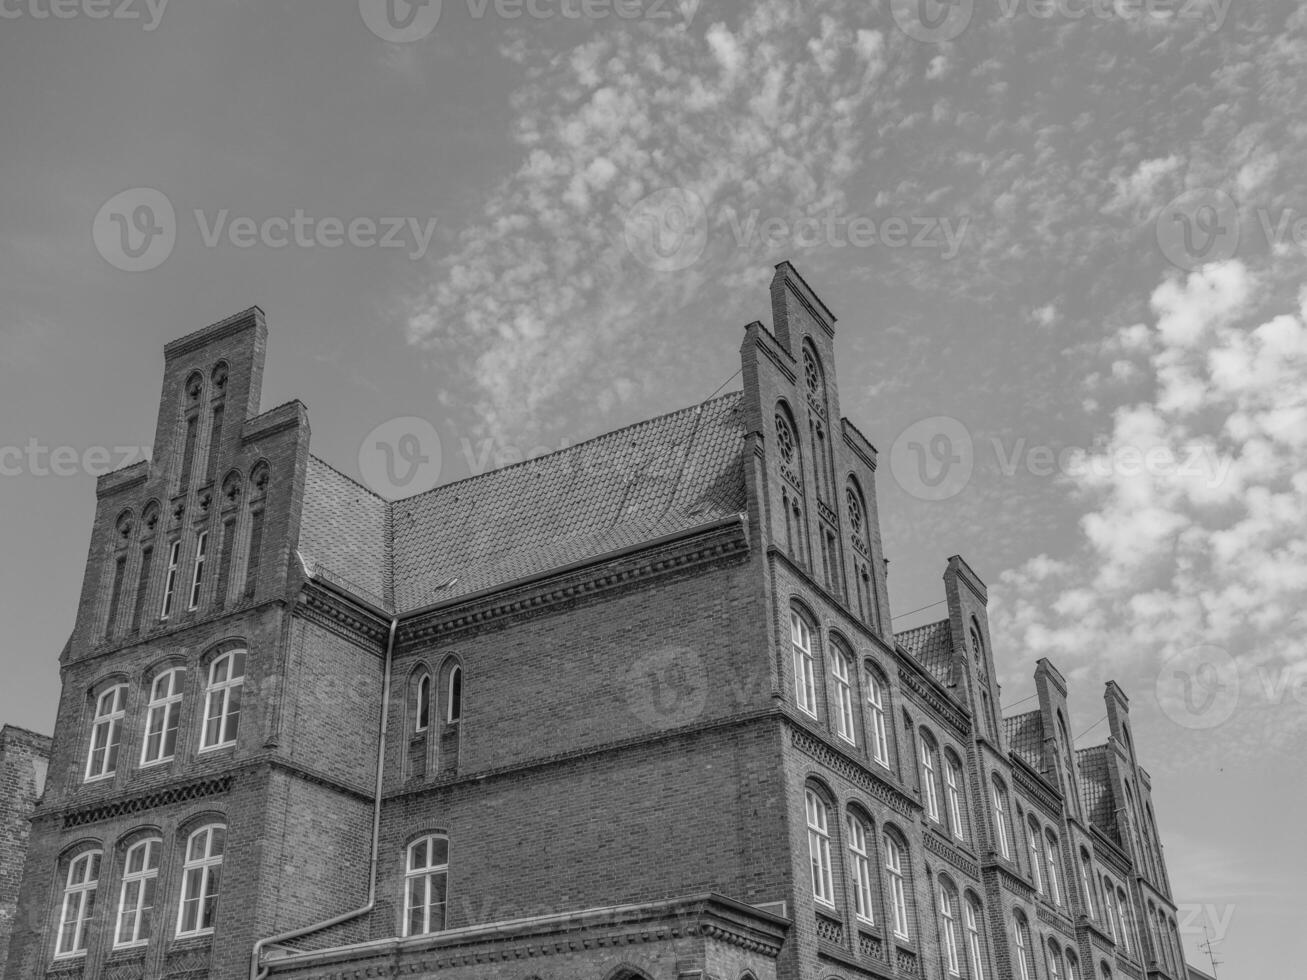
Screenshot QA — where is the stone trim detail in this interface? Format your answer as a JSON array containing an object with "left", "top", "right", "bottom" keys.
[
  {"left": 61, "top": 775, "right": 233, "bottom": 829},
  {"left": 923, "top": 831, "right": 980, "bottom": 880},
  {"left": 897, "top": 662, "right": 969, "bottom": 737},
  {"left": 789, "top": 721, "right": 916, "bottom": 816}
]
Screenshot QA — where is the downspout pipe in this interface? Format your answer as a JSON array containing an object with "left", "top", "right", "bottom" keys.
[{"left": 250, "top": 614, "right": 397, "bottom": 980}]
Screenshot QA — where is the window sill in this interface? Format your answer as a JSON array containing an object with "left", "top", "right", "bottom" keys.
[
  {"left": 83, "top": 772, "right": 115, "bottom": 784},
  {"left": 196, "top": 742, "right": 235, "bottom": 756}
]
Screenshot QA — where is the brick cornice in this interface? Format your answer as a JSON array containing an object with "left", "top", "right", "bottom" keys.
[
  {"left": 788, "top": 719, "right": 917, "bottom": 816},
  {"left": 924, "top": 830, "right": 980, "bottom": 881},
  {"left": 896, "top": 659, "right": 970, "bottom": 738},
  {"left": 59, "top": 774, "right": 233, "bottom": 830},
  {"left": 1011, "top": 753, "right": 1062, "bottom": 820}
]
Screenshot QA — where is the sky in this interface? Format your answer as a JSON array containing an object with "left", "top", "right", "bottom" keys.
[{"left": 1, "top": 0, "right": 1303, "bottom": 975}]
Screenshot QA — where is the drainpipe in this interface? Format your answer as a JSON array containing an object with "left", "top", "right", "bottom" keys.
[{"left": 250, "top": 615, "right": 397, "bottom": 980}]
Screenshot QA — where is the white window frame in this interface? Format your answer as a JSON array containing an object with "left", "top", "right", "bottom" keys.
[
  {"left": 141, "top": 668, "right": 184, "bottom": 766},
  {"left": 1014, "top": 915, "right": 1032, "bottom": 980},
  {"left": 1080, "top": 852, "right": 1096, "bottom": 920},
  {"left": 160, "top": 539, "right": 181, "bottom": 619},
  {"left": 920, "top": 738, "right": 940, "bottom": 822},
  {"left": 115, "top": 838, "right": 160, "bottom": 948},
  {"left": 847, "top": 814, "right": 874, "bottom": 924},
  {"left": 884, "top": 833, "right": 910, "bottom": 940},
  {"left": 1066, "top": 952, "right": 1079, "bottom": 980},
  {"left": 831, "top": 648, "right": 856, "bottom": 744},
  {"left": 176, "top": 825, "right": 224, "bottom": 937},
  {"left": 1102, "top": 881, "right": 1117, "bottom": 942},
  {"left": 55, "top": 851, "right": 100, "bottom": 958},
  {"left": 992, "top": 782, "right": 1010, "bottom": 859},
  {"left": 1028, "top": 820, "right": 1044, "bottom": 894},
  {"left": 1116, "top": 889, "right": 1132, "bottom": 954},
  {"left": 1049, "top": 944, "right": 1064, "bottom": 980},
  {"left": 805, "top": 790, "right": 835, "bottom": 907},
  {"left": 945, "top": 757, "right": 965, "bottom": 840},
  {"left": 1046, "top": 835, "right": 1062, "bottom": 906},
  {"left": 200, "top": 650, "right": 245, "bottom": 751},
  {"left": 447, "top": 664, "right": 462, "bottom": 723},
  {"left": 965, "top": 899, "right": 986, "bottom": 980},
  {"left": 940, "top": 885, "right": 961, "bottom": 976},
  {"left": 415, "top": 673, "right": 430, "bottom": 733},
  {"left": 791, "top": 612, "right": 817, "bottom": 717},
  {"left": 403, "top": 835, "right": 449, "bottom": 936},
  {"left": 86, "top": 684, "right": 127, "bottom": 781},
  {"left": 187, "top": 530, "right": 208, "bottom": 610},
  {"left": 866, "top": 668, "right": 890, "bottom": 766}
]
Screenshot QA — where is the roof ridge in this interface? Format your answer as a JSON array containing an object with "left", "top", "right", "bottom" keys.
[
  {"left": 894, "top": 618, "right": 949, "bottom": 638},
  {"left": 389, "top": 390, "right": 743, "bottom": 507}
]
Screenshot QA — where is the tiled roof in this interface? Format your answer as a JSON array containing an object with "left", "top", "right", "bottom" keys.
[
  {"left": 299, "top": 456, "right": 391, "bottom": 609},
  {"left": 1076, "top": 744, "right": 1118, "bottom": 841},
  {"left": 1004, "top": 710, "right": 1044, "bottom": 770},
  {"left": 894, "top": 619, "right": 953, "bottom": 684},
  {"left": 386, "top": 392, "right": 747, "bottom": 611}
]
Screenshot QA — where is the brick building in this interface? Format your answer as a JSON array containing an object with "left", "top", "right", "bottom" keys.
[
  {"left": 0, "top": 724, "right": 52, "bottom": 969},
  {"left": 5, "top": 263, "right": 1197, "bottom": 980}
]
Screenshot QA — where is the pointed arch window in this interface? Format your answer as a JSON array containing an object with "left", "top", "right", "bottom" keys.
[
  {"left": 415, "top": 673, "right": 431, "bottom": 732},
  {"left": 55, "top": 850, "right": 101, "bottom": 957},
  {"left": 404, "top": 836, "right": 449, "bottom": 936},
  {"left": 447, "top": 664, "right": 463, "bottom": 723}
]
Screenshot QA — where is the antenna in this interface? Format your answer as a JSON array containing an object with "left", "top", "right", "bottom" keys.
[{"left": 1199, "top": 923, "right": 1223, "bottom": 979}]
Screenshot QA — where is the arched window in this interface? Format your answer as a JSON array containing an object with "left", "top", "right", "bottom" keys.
[
  {"left": 1027, "top": 816, "right": 1044, "bottom": 894},
  {"left": 1101, "top": 877, "right": 1118, "bottom": 943},
  {"left": 115, "top": 837, "right": 161, "bottom": 948},
  {"left": 104, "top": 510, "right": 133, "bottom": 638},
  {"left": 775, "top": 406, "right": 801, "bottom": 487},
  {"left": 939, "top": 878, "right": 961, "bottom": 976},
  {"left": 55, "top": 850, "right": 101, "bottom": 957},
  {"left": 846, "top": 810, "right": 875, "bottom": 924},
  {"left": 415, "top": 673, "right": 431, "bottom": 733},
  {"left": 831, "top": 644, "right": 856, "bottom": 744},
  {"left": 177, "top": 825, "right": 225, "bottom": 936},
  {"left": 447, "top": 664, "right": 463, "bottom": 723},
  {"left": 142, "top": 667, "right": 184, "bottom": 765},
  {"left": 160, "top": 538, "right": 182, "bottom": 620},
  {"left": 187, "top": 530, "right": 209, "bottom": 611},
  {"left": 944, "top": 751, "right": 966, "bottom": 841},
  {"left": 178, "top": 371, "right": 204, "bottom": 492},
  {"left": 404, "top": 835, "right": 449, "bottom": 935},
  {"left": 86, "top": 683, "right": 128, "bottom": 781},
  {"left": 1079, "top": 848, "right": 1096, "bottom": 921},
  {"left": 1048, "top": 940, "right": 1064, "bottom": 980},
  {"left": 1066, "top": 951, "right": 1080, "bottom": 980},
  {"left": 865, "top": 664, "right": 891, "bottom": 767},
  {"left": 920, "top": 731, "right": 941, "bottom": 823},
  {"left": 1045, "top": 831, "right": 1063, "bottom": 907},
  {"left": 883, "top": 831, "right": 911, "bottom": 940},
  {"left": 991, "top": 776, "right": 1012, "bottom": 860},
  {"left": 200, "top": 649, "right": 245, "bottom": 750},
  {"left": 845, "top": 479, "right": 878, "bottom": 629},
  {"left": 1012, "top": 911, "right": 1033, "bottom": 980},
  {"left": 1116, "top": 887, "right": 1132, "bottom": 954},
  {"left": 805, "top": 789, "right": 834, "bottom": 906},
  {"left": 791, "top": 609, "right": 817, "bottom": 717},
  {"left": 965, "top": 895, "right": 986, "bottom": 980}
]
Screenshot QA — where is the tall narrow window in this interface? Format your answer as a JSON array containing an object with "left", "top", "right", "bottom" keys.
[
  {"left": 447, "top": 665, "right": 463, "bottom": 723},
  {"left": 791, "top": 612, "right": 817, "bottom": 716},
  {"left": 1080, "top": 850, "right": 1096, "bottom": 921},
  {"left": 1046, "top": 834, "right": 1062, "bottom": 906},
  {"left": 1028, "top": 818, "right": 1044, "bottom": 894},
  {"left": 244, "top": 508, "right": 265, "bottom": 599},
  {"left": 945, "top": 756, "right": 965, "bottom": 840},
  {"left": 1116, "top": 888, "right": 1132, "bottom": 954},
  {"left": 1049, "top": 943, "right": 1064, "bottom": 980},
  {"left": 177, "top": 825, "right": 224, "bottom": 936},
  {"left": 805, "top": 790, "right": 834, "bottom": 906},
  {"left": 404, "top": 836, "right": 449, "bottom": 936},
  {"left": 105, "top": 555, "right": 127, "bottom": 637},
  {"left": 131, "top": 545, "right": 154, "bottom": 633},
  {"left": 115, "top": 838, "right": 160, "bottom": 948},
  {"left": 940, "top": 884, "right": 961, "bottom": 975},
  {"left": 965, "top": 898, "right": 986, "bottom": 980},
  {"left": 187, "top": 531, "right": 208, "bottom": 610},
  {"left": 992, "top": 779, "right": 1011, "bottom": 859},
  {"left": 55, "top": 851, "right": 100, "bottom": 957},
  {"left": 179, "top": 414, "right": 198, "bottom": 492},
  {"left": 1102, "top": 880, "right": 1117, "bottom": 943},
  {"left": 160, "top": 539, "right": 181, "bottom": 619},
  {"left": 204, "top": 403, "right": 224, "bottom": 484},
  {"left": 141, "top": 668, "right": 184, "bottom": 765},
  {"left": 214, "top": 517, "right": 236, "bottom": 609},
  {"left": 415, "top": 674, "right": 431, "bottom": 733},
  {"left": 884, "top": 833, "right": 910, "bottom": 939},
  {"left": 921, "top": 737, "right": 941, "bottom": 822},
  {"left": 866, "top": 668, "right": 890, "bottom": 766},
  {"left": 86, "top": 685, "right": 127, "bottom": 780},
  {"left": 847, "top": 813, "right": 874, "bottom": 923},
  {"left": 831, "top": 647, "right": 855, "bottom": 743},
  {"left": 1066, "top": 952, "right": 1079, "bottom": 980},
  {"left": 1013, "top": 913, "right": 1032, "bottom": 980},
  {"left": 201, "top": 650, "right": 245, "bottom": 750}
]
